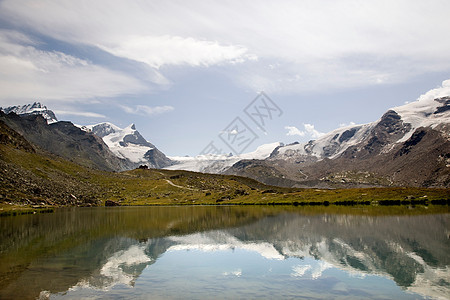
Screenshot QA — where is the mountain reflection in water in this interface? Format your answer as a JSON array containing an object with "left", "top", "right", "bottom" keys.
[{"left": 0, "top": 206, "right": 448, "bottom": 299}]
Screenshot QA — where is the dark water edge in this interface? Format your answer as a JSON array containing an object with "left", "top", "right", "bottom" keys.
[
  {"left": 1, "top": 195, "right": 449, "bottom": 218},
  {"left": 0, "top": 207, "right": 54, "bottom": 217},
  {"left": 0, "top": 206, "right": 449, "bottom": 299}
]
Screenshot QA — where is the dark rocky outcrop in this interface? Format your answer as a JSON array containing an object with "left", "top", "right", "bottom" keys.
[
  {"left": 105, "top": 200, "right": 120, "bottom": 206},
  {"left": 349, "top": 110, "right": 411, "bottom": 159},
  {"left": 434, "top": 96, "right": 450, "bottom": 114},
  {"left": 339, "top": 127, "right": 358, "bottom": 143},
  {"left": 144, "top": 148, "right": 173, "bottom": 169}
]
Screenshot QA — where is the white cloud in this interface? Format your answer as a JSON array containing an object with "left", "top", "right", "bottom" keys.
[
  {"left": 285, "top": 126, "right": 305, "bottom": 137},
  {"left": 304, "top": 123, "right": 324, "bottom": 139},
  {"left": 222, "top": 269, "right": 242, "bottom": 277},
  {"left": 100, "top": 35, "right": 254, "bottom": 68},
  {"left": 54, "top": 110, "right": 106, "bottom": 118},
  {"left": 286, "top": 124, "right": 324, "bottom": 139},
  {"left": 120, "top": 104, "right": 174, "bottom": 116},
  {"left": 418, "top": 79, "right": 450, "bottom": 102},
  {"left": 339, "top": 121, "right": 356, "bottom": 128}
]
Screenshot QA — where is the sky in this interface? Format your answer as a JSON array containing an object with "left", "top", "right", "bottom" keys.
[{"left": 0, "top": 0, "right": 449, "bottom": 156}]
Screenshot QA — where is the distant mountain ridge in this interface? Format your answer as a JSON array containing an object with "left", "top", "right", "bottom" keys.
[
  {"left": 0, "top": 102, "right": 58, "bottom": 124},
  {"left": 166, "top": 142, "right": 283, "bottom": 173}
]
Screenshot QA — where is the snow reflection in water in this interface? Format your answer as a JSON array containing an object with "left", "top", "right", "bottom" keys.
[
  {"left": 59, "top": 218, "right": 449, "bottom": 299},
  {"left": 0, "top": 207, "right": 447, "bottom": 299}
]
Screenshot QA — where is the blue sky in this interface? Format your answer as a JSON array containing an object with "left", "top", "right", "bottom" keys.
[{"left": 0, "top": 0, "right": 449, "bottom": 156}]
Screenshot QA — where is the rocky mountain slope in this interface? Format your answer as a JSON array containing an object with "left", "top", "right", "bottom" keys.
[
  {"left": 0, "top": 103, "right": 172, "bottom": 171},
  {"left": 0, "top": 118, "right": 101, "bottom": 206},
  {"left": 0, "top": 112, "right": 132, "bottom": 171},
  {"left": 225, "top": 81, "right": 450, "bottom": 188}
]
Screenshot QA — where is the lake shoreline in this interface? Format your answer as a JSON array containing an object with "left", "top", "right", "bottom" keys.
[{"left": 1, "top": 194, "right": 448, "bottom": 217}]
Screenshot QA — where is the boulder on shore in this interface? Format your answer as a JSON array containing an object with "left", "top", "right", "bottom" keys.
[{"left": 105, "top": 200, "right": 120, "bottom": 206}]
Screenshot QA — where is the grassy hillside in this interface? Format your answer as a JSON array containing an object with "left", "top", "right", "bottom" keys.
[{"left": 0, "top": 120, "right": 449, "bottom": 215}]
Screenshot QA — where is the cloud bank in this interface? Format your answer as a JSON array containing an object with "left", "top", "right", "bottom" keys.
[
  {"left": 0, "top": 0, "right": 449, "bottom": 108},
  {"left": 54, "top": 110, "right": 106, "bottom": 118},
  {"left": 100, "top": 35, "right": 255, "bottom": 69}
]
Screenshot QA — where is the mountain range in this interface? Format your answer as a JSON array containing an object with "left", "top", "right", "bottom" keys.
[
  {"left": 225, "top": 92, "right": 450, "bottom": 188},
  {"left": 1, "top": 80, "right": 449, "bottom": 188},
  {"left": 161, "top": 88, "right": 449, "bottom": 189}
]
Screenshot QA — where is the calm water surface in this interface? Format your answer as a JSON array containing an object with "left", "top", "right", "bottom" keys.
[{"left": 0, "top": 206, "right": 449, "bottom": 299}]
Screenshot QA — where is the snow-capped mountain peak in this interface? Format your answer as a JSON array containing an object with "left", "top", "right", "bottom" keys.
[
  {"left": 0, "top": 102, "right": 58, "bottom": 124},
  {"left": 85, "top": 122, "right": 172, "bottom": 168},
  {"left": 85, "top": 122, "right": 121, "bottom": 138},
  {"left": 86, "top": 122, "right": 152, "bottom": 163}
]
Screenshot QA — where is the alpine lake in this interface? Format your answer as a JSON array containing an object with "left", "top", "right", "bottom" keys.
[{"left": 0, "top": 205, "right": 449, "bottom": 299}]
